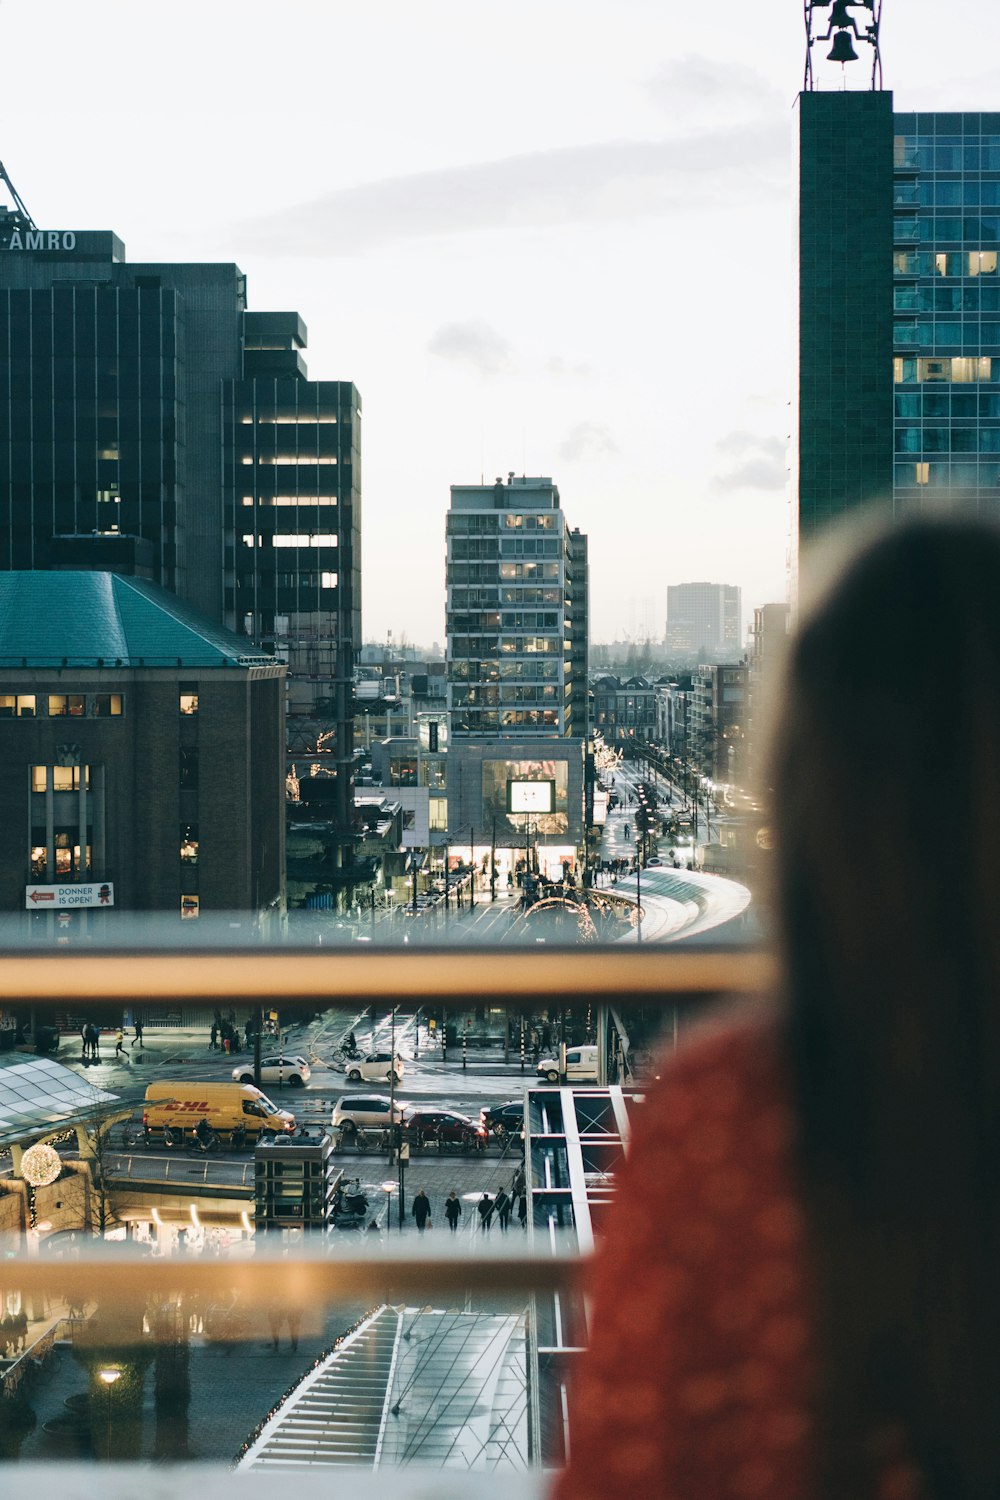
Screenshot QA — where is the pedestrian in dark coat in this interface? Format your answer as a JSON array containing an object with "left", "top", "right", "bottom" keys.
[
  {"left": 444, "top": 1192, "right": 462, "bottom": 1232},
  {"left": 132, "top": 1020, "right": 144, "bottom": 1048},
  {"left": 518, "top": 1193, "right": 528, "bottom": 1228},
  {"left": 477, "top": 1193, "right": 494, "bottom": 1232},
  {"left": 210, "top": 1022, "right": 218, "bottom": 1050},
  {"left": 412, "top": 1189, "right": 432, "bottom": 1233},
  {"left": 495, "top": 1188, "right": 511, "bottom": 1232}
]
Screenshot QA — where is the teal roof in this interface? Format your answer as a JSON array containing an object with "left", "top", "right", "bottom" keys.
[{"left": 0, "top": 573, "right": 276, "bottom": 669}]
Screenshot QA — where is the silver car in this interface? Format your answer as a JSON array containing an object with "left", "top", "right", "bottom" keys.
[{"left": 331, "top": 1094, "right": 405, "bottom": 1134}]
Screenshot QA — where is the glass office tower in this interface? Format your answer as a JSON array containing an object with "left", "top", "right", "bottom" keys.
[
  {"left": 892, "top": 113, "right": 1000, "bottom": 515},
  {"left": 797, "top": 95, "right": 1000, "bottom": 545}
]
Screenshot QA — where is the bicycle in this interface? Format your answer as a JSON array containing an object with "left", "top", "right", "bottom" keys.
[{"left": 121, "top": 1121, "right": 149, "bottom": 1149}]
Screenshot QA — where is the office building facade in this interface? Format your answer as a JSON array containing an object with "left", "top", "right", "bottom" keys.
[
  {"left": 0, "top": 211, "right": 360, "bottom": 904},
  {"left": 665, "top": 582, "right": 741, "bottom": 659},
  {"left": 446, "top": 474, "right": 587, "bottom": 739},
  {"left": 797, "top": 91, "right": 1000, "bottom": 542}
]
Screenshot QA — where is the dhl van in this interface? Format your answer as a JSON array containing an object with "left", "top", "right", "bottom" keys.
[{"left": 143, "top": 1081, "right": 295, "bottom": 1140}]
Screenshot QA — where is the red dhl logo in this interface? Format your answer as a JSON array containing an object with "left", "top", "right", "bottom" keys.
[{"left": 158, "top": 1101, "right": 212, "bottom": 1112}]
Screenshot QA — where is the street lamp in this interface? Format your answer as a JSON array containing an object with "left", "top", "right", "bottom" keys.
[
  {"left": 98, "top": 1366, "right": 120, "bottom": 1459},
  {"left": 381, "top": 1180, "right": 395, "bottom": 1231}
]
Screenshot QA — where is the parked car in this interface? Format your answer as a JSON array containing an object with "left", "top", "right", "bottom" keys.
[
  {"left": 480, "top": 1099, "right": 525, "bottom": 1136},
  {"left": 403, "top": 1107, "right": 487, "bottom": 1148},
  {"left": 331, "top": 1094, "right": 405, "bottom": 1135},
  {"left": 343, "top": 1051, "right": 405, "bottom": 1084},
  {"left": 232, "top": 1054, "right": 310, "bottom": 1088},
  {"left": 536, "top": 1044, "right": 599, "bottom": 1085}
]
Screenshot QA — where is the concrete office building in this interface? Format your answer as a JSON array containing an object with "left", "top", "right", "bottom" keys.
[
  {"left": 0, "top": 205, "right": 360, "bottom": 904},
  {"left": 797, "top": 6, "right": 1000, "bottom": 545},
  {"left": 446, "top": 475, "right": 587, "bottom": 739},
  {"left": 0, "top": 572, "right": 285, "bottom": 935},
  {"left": 665, "top": 583, "right": 741, "bottom": 660},
  {"left": 445, "top": 474, "right": 589, "bottom": 880}
]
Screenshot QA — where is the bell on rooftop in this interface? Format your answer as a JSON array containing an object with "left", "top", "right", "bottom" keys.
[{"left": 827, "top": 28, "right": 859, "bottom": 63}]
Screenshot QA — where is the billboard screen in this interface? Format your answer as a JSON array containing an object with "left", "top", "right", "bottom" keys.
[
  {"left": 483, "top": 760, "right": 568, "bottom": 838},
  {"left": 507, "top": 779, "right": 555, "bottom": 815}
]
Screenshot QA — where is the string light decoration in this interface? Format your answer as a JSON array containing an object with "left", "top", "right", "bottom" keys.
[
  {"left": 231, "top": 1306, "right": 379, "bottom": 1466},
  {"left": 21, "top": 1142, "right": 62, "bottom": 1187}
]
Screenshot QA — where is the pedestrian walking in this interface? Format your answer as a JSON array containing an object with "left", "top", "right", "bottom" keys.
[
  {"left": 132, "top": 1019, "right": 144, "bottom": 1048},
  {"left": 512, "top": 1165, "right": 526, "bottom": 1198},
  {"left": 114, "top": 1028, "right": 126, "bottom": 1060},
  {"left": 210, "top": 1022, "right": 218, "bottom": 1050},
  {"left": 412, "top": 1189, "right": 432, "bottom": 1233},
  {"left": 477, "top": 1193, "right": 494, "bottom": 1233},
  {"left": 444, "top": 1191, "right": 462, "bottom": 1232},
  {"left": 517, "top": 1192, "right": 528, "bottom": 1229},
  {"left": 495, "top": 1187, "right": 511, "bottom": 1232},
  {"left": 88, "top": 1023, "right": 100, "bottom": 1059}
]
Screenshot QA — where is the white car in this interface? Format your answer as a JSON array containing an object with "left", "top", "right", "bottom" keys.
[
  {"left": 331, "top": 1094, "right": 405, "bottom": 1134},
  {"left": 232, "top": 1054, "right": 311, "bottom": 1088},
  {"left": 343, "top": 1051, "right": 405, "bottom": 1084}
]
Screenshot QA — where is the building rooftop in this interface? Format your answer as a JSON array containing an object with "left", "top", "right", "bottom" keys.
[{"left": 0, "top": 572, "right": 276, "bottom": 669}]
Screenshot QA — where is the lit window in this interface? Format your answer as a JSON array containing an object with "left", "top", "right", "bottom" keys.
[
  {"left": 272, "top": 534, "right": 338, "bottom": 548},
  {"left": 180, "top": 823, "right": 199, "bottom": 864},
  {"left": 243, "top": 496, "right": 338, "bottom": 507},
  {"left": 250, "top": 456, "right": 338, "bottom": 465},
  {"left": 30, "top": 846, "right": 46, "bottom": 878},
  {"left": 179, "top": 690, "right": 199, "bottom": 716},
  {"left": 968, "top": 251, "right": 999, "bottom": 276},
  {"left": 321, "top": 572, "right": 338, "bottom": 588},
  {"left": 916, "top": 462, "right": 930, "bottom": 485},
  {"left": 47, "top": 694, "right": 86, "bottom": 717},
  {"left": 92, "top": 694, "right": 122, "bottom": 717}
]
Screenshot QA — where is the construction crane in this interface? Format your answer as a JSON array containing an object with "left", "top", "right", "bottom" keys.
[{"left": 0, "top": 160, "right": 36, "bottom": 230}]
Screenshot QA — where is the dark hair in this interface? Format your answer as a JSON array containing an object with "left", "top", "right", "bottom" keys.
[{"left": 772, "top": 518, "right": 1000, "bottom": 1499}]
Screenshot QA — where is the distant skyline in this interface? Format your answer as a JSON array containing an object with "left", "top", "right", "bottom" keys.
[{"left": 0, "top": 0, "right": 990, "bottom": 642}]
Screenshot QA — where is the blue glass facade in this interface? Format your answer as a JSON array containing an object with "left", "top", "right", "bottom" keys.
[{"left": 892, "top": 113, "right": 1000, "bottom": 512}]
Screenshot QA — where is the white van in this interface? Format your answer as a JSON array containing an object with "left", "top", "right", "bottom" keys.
[{"left": 536, "top": 1044, "right": 599, "bottom": 1085}]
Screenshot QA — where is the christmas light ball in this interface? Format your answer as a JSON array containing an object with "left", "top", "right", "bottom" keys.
[{"left": 22, "top": 1142, "right": 62, "bottom": 1187}]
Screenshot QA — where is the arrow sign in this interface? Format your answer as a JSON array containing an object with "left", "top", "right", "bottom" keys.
[{"left": 27, "top": 889, "right": 55, "bottom": 903}]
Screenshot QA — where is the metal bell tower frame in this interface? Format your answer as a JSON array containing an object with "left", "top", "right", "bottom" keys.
[{"left": 804, "top": 0, "right": 883, "bottom": 91}]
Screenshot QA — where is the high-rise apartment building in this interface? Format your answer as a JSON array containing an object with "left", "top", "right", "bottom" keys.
[
  {"left": 0, "top": 207, "right": 361, "bottom": 902},
  {"left": 665, "top": 582, "right": 741, "bottom": 659},
  {"left": 446, "top": 475, "right": 587, "bottom": 738},
  {"left": 796, "top": 10, "right": 1000, "bottom": 544}
]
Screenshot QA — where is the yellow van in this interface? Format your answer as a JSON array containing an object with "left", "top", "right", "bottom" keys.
[{"left": 143, "top": 1081, "right": 295, "bottom": 1140}]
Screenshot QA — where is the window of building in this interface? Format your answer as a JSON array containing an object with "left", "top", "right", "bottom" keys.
[
  {"left": 53, "top": 831, "right": 89, "bottom": 878},
  {"left": 92, "top": 694, "right": 123, "bottom": 717},
  {"left": 180, "top": 894, "right": 200, "bottom": 920},
  {"left": 31, "top": 765, "right": 91, "bottom": 793},
  {"left": 916, "top": 462, "right": 931, "bottom": 485},
  {"left": 0, "top": 695, "right": 36, "bottom": 717},
  {"left": 179, "top": 687, "right": 199, "bottom": 716},
  {"left": 969, "top": 251, "right": 999, "bottom": 277},
  {"left": 179, "top": 748, "right": 199, "bottom": 789},
  {"left": 180, "top": 823, "right": 199, "bottom": 864},
  {"left": 320, "top": 572, "right": 338, "bottom": 588},
  {"left": 272, "top": 534, "right": 338, "bottom": 547},
  {"left": 47, "top": 695, "right": 86, "bottom": 717}
]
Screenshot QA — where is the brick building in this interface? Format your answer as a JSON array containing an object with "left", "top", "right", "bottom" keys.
[{"left": 0, "top": 572, "right": 285, "bottom": 936}]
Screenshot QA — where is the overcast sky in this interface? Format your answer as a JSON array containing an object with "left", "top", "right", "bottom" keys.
[{"left": 1, "top": 0, "right": 994, "bottom": 646}]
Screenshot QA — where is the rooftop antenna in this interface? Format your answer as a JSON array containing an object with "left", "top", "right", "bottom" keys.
[
  {"left": 0, "top": 161, "right": 37, "bottom": 230},
  {"left": 804, "top": 0, "right": 882, "bottom": 91}
]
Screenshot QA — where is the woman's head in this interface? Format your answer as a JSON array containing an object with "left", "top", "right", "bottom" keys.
[{"left": 772, "top": 515, "right": 1000, "bottom": 1498}]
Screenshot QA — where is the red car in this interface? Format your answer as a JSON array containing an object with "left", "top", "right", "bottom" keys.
[{"left": 403, "top": 1107, "right": 487, "bottom": 1149}]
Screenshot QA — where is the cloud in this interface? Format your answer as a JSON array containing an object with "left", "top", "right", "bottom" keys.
[
  {"left": 558, "top": 421, "right": 619, "bottom": 463},
  {"left": 646, "top": 56, "right": 783, "bottom": 123},
  {"left": 427, "top": 320, "right": 512, "bottom": 376},
  {"left": 712, "top": 431, "right": 786, "bottom": 493},
  {"left": 545, "top": 356, "right": 591, "bottom": 379},
  {"left": 236, "top": 124, "right": 787, "bottom": 257}
]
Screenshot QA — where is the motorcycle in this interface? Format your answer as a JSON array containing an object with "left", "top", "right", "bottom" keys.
[{"left": 331, "top": 1177, "right": 369, "bottom": 1230}]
